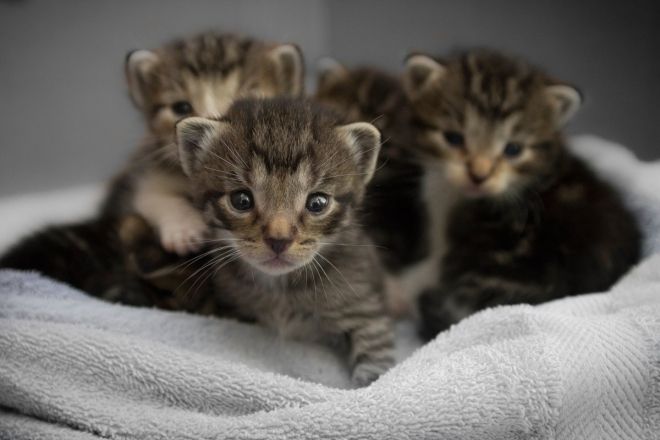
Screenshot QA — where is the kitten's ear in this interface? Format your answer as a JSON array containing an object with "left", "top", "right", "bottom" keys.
[
  {"left": 175, "top": 117, "right": 226, "bottom": 176},
  {"left": 545, "top": 85, "right": 582, "bottom": 125},
  {"left": 317, "top": 57, "right": 348, "bottom": 89},
  {"left": 267, "top": 44, "right": 305, "bottom": 96},
  {"left": 125, "top": 49, "right": 159, "bottom": 109},
  {"left": 403, "top": 54, "right": 446, "bottom": 98},
  {"left": 336, "top": 122, "right": 381, "bottom": 185}
]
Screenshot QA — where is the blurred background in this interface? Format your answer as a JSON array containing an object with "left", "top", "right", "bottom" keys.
[{"left": 1, "top": 0, "right": 659, "bottom": 198}]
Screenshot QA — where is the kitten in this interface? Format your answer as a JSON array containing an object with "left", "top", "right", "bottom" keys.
[
  {"left": 0, "top": 215, "right": 219, "bottom": 313},
  {"left": 174, "top": 97, "right": 394, "bottom": 386},
  {"left": 1, "top": 32, "right": 304, "bottom": 306},
  {"left": 314, "top": 61, "right": 436, "bottom": 317},
  {"left": 402, "top": 50, "right": 641, "bottom": 339},
  {"left": 104, "top": 31, "right": 304, "bottom": 256}
]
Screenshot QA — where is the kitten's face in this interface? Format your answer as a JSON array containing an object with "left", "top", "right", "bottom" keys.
[
  {"left": 176, "top": 98, "right": 380, "bottom": 276},
  {"left": 403, "top": 51, "right": 581, "bottom": 198},
  {"left": 126, "top": 33, "right": 304, "bottom": 148}
]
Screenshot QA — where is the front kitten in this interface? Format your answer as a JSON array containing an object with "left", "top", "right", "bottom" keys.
[
  {"left": 403, "top": 50, "right": 641, "bottom": 339},
  {"left": 105, "top": 32, "right": 304, "bottom": 255},
  {"left": 314, "top": 62, "right": 434, "bottom": 317},
  {"left": 175, "top": 97, "right": 394, "bottom": 386}
]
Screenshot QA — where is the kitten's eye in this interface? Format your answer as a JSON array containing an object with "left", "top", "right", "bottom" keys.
[
  {"left": 444, "top": 131, "right": 465, "bottom": 147},
  {"left": 171, "top": 101, "right": 193, "bottom": 116},
  {"left": 503, "top": 142, "right": 524, "bottom": 158},
  {"left": 229, "top": 190, "right": 253, "bottom": 211},
  {"left": 306, "top": 193, "right": 330, "bottom": 214}
]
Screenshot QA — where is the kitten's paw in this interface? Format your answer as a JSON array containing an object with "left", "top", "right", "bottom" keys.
[
  {"left": 351, "top": 360, "right": 392, "bottom": 387},
  {"left": 160, "top": 215, "right": 208, "bottom": 256}
]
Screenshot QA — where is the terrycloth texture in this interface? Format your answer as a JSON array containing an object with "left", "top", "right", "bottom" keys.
[{"left": 0, "top": 135, "right": 659, "bottom": 439}]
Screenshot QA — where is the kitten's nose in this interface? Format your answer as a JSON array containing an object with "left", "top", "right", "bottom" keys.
[
  {"left": 468, "top": 157, "right": 494, "bottom": 185},
  {"left": 468, "top": 170, "right": 488, "bottom": 185},
  {"left": 265, "top": 238, "right": 293, "bottom": 255}
]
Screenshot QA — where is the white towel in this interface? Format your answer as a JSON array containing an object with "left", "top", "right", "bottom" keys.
[{"left": 0, "top": 135, "right": 658, "bottom": 439}]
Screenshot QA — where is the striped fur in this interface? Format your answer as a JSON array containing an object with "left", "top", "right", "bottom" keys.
[
  {"left": 0, "top": 215, "right": 222, "bottom": 313},
  {"left": 404, "top": 50, "right": 641, "bottom": 339},
  {"left": 176, "top": 98, "right": 394, "bottom": 386}
]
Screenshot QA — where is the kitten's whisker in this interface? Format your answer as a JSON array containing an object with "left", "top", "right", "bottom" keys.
[
  {"left": 176, "top": 248, "right": 235, "bottom": 294},
  {"left": 185, "top": 249, "right": 239, "bottom": 300},
  {"left": 369, "top": 114, "right": 385, "bottom": 125},
  {"left": 316, "top": 252, "right": 357, "bottom": 295},
  {"left": 313, "top": 257, "right": 340, "bottom": 301},
  {"left": 168, "top": 245, "right": 235, "bottom": 272},
  {"left": 311, "top": 258, "right": 328, "bottom": 302},
  {"left": 317, "top": 241, "right": 385, "bottom": 249}
]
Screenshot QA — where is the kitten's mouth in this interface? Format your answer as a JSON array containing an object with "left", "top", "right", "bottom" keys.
[
  {"left": 262, "top": 256, "right": 294, "bottom": 269},
  {"left": 463, "top": 185, "right": 489, "bottom": 197},
  {"left": 256, "top": 255, "right": 300, "bottom": 275}
]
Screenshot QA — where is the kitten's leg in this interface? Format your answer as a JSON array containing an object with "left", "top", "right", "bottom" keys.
[
  {"left": 418, "top": 277, "right": 548, "bottom": 340},
  {"left": 328, "top": 300, "right": 395, "bottom": 386},
  {"left": 133, "top": 172, "right": 208, "bottom": 256}
]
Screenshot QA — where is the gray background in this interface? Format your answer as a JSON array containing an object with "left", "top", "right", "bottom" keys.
[{"left": 1, "top": 0, "right": 658, "bottom": 197}]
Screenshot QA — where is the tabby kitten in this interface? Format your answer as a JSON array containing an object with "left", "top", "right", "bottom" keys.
[
  {"left": 104, "top": 32, "right": 304, "bottom": 256},
  {"left": 0, "top": 215, "right": 218, "bottom": 312},
  {"left": 314, "top": 61, "right": 434, "bottom": 317},
  {"left": 403, "top": 50, "right": 641, "bottom": 339},
  {"left": 1, "top": 32, "right": 304, "bottom": 306},
  {"left": 175, "top": 97, "right": 394, "bottom": 386}
]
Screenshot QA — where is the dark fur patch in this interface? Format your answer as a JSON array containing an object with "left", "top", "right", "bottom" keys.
[{"left": 315, "top": 67, "right": 431, "bottom": 272}]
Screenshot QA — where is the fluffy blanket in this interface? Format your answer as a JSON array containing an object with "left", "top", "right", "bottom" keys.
[{"left": 0, "top": 136, "right": 659, "bottom": 439}]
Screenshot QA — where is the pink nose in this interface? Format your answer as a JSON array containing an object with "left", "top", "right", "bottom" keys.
[
  {"left": 468, "top": 169, "right": 488, "bottom": 185},
  {"left": 265, "top": 238, "right": 293, "bottom": 255}
]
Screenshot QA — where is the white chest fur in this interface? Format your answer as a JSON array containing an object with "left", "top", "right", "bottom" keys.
[{"left": 385, "top": 166, "right": 457, "bottom": 317}]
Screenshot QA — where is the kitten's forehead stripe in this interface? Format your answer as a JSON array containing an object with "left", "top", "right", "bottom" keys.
[{"left": 460, "top": 51, "right": 538, "bottom": 121}]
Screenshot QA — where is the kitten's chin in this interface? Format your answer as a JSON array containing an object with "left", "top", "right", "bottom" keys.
[
  {"left": 257, "top": 257, "right": 299, "bottom": 276},
  {"left": 455, "top": 183, "right": 498, "bottom": 198}
]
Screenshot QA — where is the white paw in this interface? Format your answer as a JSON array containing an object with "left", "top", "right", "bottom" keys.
[
  {"left": 351, "top": 360, "right": 392, "bottom": 387},
  {"left": 159, "top": 215, "right": 208, "bottom": 256}
]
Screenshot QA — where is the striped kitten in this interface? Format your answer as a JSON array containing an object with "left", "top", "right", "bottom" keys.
[
  {"left": 0, "top": 215, "right": 219, "bottom": 312},
  {"left": 314, "top": 62, "right": 434, "bottom": 317},
  {"left": 1, "top": 32, "right": 304, "bottom": 306},
  {"left": 104, "top": 32, "right": 304, "bottom": 256},
  {"left": 175, "top": 97, "right": 394, "bottom": 386},
  {"left": 403, "top": 50, "right": 641, "bottom": 339}
]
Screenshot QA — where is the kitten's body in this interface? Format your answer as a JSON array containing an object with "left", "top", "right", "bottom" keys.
[
  {"left": 315, "top": 65, "right": 442, "bottom": 316},
  {"left": 403, "top": 50, "right": 641, "bottom": 338},
  {"left": 175, "top": 98, "right": 394, "bottom": 385},
  {"left": 0, "top": 215, "right": 219, "bottom": 312}
]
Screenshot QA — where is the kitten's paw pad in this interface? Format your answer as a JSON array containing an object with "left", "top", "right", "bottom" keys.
[
  {"left": 160, "top": 218, "right": 208, "bottom": 256},
  {"left": 351, "top": 360, "right": 393, "bottom": 387}
]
